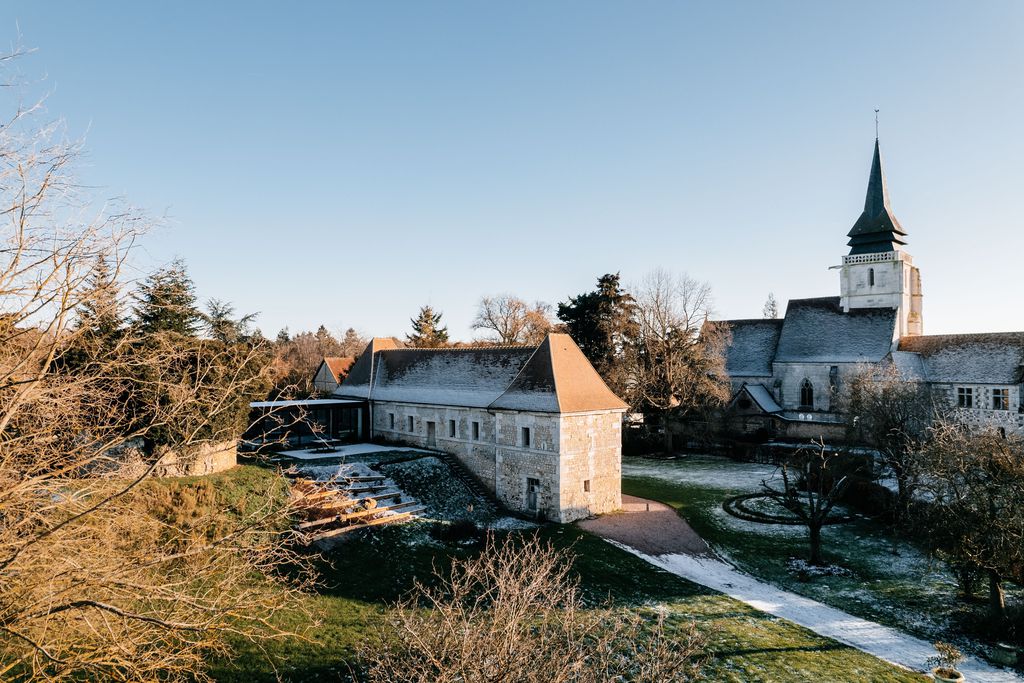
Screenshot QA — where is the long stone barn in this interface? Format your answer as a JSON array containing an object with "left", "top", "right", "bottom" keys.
[{"left": 334, "top": 333, "right": 627, "bottom": 522}]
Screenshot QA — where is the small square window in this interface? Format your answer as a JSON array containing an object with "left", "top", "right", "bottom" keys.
[
  {"left": 408, "top": 415, "right": 415, "bottom": 432},
  {"left": 957, "top": 387, "right": 973, "bottom": 409},
  {"left": 583, "top": 479, "right": 591, "bottom": 493},
  {"left": 389, "top": 413, "right": 395, "bottom": 429},
  {"left": 448, "top": 419, "right": 456, "bottom": 438},
  {"left": 993, "top": 388, "right": 1009, "bottom": 411},
  {"left": 521, "top": 427, "right": 531, "bottom": 448}
]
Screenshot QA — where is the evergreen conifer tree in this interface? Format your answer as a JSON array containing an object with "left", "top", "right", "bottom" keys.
[
  {"left": 133, "top": 258, "right": 201, "bottom": 336},
  {"left": 75, "top": 257, "right": 123, "bottom": 341},
  {"left": 406, "top": 305, "right": 450, "bottom": 348}
]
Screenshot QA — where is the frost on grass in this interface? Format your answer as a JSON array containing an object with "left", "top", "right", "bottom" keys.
[
  {"left": 787, "top": 558, "right": 852, "bottom": 578},
  {"left": 623, "top": 454, "right": 782, "bottom": 492}
]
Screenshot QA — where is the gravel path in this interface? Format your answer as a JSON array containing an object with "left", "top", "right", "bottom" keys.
[{"left": 587, "top": 496, "right": 1022, "bottom": 682}]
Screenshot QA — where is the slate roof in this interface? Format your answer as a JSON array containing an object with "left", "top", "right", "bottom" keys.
[
  {"left": 336, "top": 333, "right": 627, "bottom": 413},
  {"left": 898, "top": 333, "right": 1024, "bottom": 384},
  {"left": 745, "top": 384, "right": 782, "bottom": 413},
  {"left": 335, "top": 337, "right": 405, "bottom": 399},
  {"left": 774, "top": 297, "right": 898, "bottom": 363},
  {"left": 887, "top": 351, "right": 927, "bottom": 382},
  {"left": 718, "top": 319, "right": 783, "bottom": 377},
  {"left": 847, "top": 138, "right": 909, "bottom": 255}
]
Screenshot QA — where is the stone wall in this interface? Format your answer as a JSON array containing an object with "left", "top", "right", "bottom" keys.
[
  {"left": 934, "top": 384, "right": 1024, "bottom": 435},
  {"left": 372, "top": 402, "right": 499, "bottom": 490},
  {"left": 370, "top": 401, "right": 623, "bottom": 522},
  {"left": 154, "top": 440, "right": 237, "bottom": 477},
  {"left": 557, "top": 411, "right": 623, "bottom": 522}
]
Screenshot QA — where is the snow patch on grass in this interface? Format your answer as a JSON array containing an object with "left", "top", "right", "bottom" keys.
[{"left": 623, "top": 454, "right": 782, "bottom": 491}]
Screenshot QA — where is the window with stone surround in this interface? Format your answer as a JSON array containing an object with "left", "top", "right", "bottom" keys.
[
  {"left": 957, "top": 387, "right": 973, "bottom": 409},
  {"left": 992, "top": 388, "right": 1009, "bottom": 411},
  {"left": 583, "top": 480, "right": 591, "bottom": 493},
  {"left": 868, "top": 268, "right": 875, "bottom": 286},
  {"left": 472, "top": 421, "right": 480, "bottom": 441},
  {"left": 448, "top": 419, "right": 456, "bottom": 437},
  {"left": 521, "top": 427, "right": 531, "bottom": 448},
  {"left": 800, "top": 379, "right": 814, "bottom": 409},
  {"left": 408, "top": 415, "right": 415, "bottom": 432}
]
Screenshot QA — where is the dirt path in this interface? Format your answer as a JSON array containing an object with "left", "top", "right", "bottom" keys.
[
  {"left": 577, "top": 494, "right": 712, "bottom": 557},
  {"left": 583, "top": 496, "right": 1023, "bottom": 682}
]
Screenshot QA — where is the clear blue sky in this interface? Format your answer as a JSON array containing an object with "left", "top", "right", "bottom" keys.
[{"left": 7, "top": 2, "right": 1023, "bottom": 339}]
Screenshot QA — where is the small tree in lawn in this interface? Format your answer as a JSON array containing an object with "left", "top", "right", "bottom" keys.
[
  {"left": 406, "top": 305, "right": 449, "bottom": 348},
  {"left": 762, "top": 441, "right": 854, "bottom": 566},
  {"left": 914, "top": 421, "right": 1024, "bottom": 624}
]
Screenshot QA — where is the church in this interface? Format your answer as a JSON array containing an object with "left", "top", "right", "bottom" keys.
[{"left": 718, "top": 137, "right": 1024, "bottom": 439}]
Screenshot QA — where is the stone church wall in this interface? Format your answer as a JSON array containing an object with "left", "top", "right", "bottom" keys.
[{"left": 933, "top": 384, "right": 1024, "bottom": 435}]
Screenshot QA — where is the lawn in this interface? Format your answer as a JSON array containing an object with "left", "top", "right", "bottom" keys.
[
  {"left": 622, "top": 453, "right": 1023, "bottom": 664},
  {"left": 193, "top": 461, "right": 924, "bottom": 682}
]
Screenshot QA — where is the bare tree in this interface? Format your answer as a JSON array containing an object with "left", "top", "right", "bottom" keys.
[
  {"left": 762, "top": 442, "right": 854, "bottom": 565},
  {"left": 841, "top": 363, "right": 935, "bottom": 525},
  {"left": 762, "top": 292, "right": 779, "bottom": 319},
  {"left": 0, "top": 51, "right": 309, "bottom": 681},
  {"left": 630, "top": 269, "right": 730, "bottom": 451},
  {"left": 915, "top": 421, "right": 1024, "bottom": 623},
  {"left": 364, "top": 534, "right": 706, "bottom": 682},
  {"left": 472, "top": 294, "right": 553, "bottom": 345}
]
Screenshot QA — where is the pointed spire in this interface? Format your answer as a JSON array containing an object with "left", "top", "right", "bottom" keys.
[{"left": 846, "top": 135, "right": 907, "bottom": 255}]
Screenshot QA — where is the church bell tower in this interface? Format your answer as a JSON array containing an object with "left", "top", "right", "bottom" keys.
[{"left": 836, "top": 137, "right": 923, "bottom": 338}]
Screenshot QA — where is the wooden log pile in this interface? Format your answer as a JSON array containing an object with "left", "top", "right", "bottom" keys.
[{"left": 288, "top": 469, "right": 425, "bottom": 542}]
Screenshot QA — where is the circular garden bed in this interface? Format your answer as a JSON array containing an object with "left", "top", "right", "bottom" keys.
[{"left": 722, "top": 492, "right": 857, "bottom": 526}]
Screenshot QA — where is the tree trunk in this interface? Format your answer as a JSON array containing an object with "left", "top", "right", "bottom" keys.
[
  {"left": 662, "top": 414, "right": 674, "bottom": 455},
  {"left": 808, "top": 523, "right": 823, "bottom": 566},
  {"left": 989, "top": 570, "right": 1007, "bottom": 623}
]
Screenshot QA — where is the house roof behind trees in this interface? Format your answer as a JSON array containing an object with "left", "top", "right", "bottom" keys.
[
  {"left": 336, "top": 333, "right": 627, "bottom": 413},
  {"left": 898, "top": 333, "right": 1024, "bottom": 384},
  {"left": 320, "top": 357, "right": 356, "bottom": 382}
]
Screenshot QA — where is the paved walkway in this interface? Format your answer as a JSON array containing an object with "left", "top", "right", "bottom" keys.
[{"left": 585, "top": 496, "right": 1022, "bottom": 682}]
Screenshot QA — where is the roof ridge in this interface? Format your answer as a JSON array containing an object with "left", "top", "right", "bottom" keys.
[{"left": 384, "top": 344, "right": 537, "bottom": 353}]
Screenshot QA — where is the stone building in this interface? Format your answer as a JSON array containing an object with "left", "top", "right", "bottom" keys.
[
  {"left": 334, "top": 333, "right": 627, "bottom": 522},
  {"left": 311, "top": 356, "right": 356, "bottom": 394},
  {"left": 716, "top": 136, "right": 1024, "bottom": 439}
]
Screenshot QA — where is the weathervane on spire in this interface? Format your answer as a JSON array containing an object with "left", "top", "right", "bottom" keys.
[{"left": 874, "top": 108, "right": 879, "bottom": 139}]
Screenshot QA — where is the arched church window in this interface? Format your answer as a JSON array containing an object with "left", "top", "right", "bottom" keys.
[
  {"left": 868, "top": 268, "right": 875, "bottom": 286},
  {"left": 800, "top": 379, "right": 814, "bottom": 409}
]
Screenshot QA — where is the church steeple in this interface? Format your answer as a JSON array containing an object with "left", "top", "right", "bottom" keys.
[{"left": 846, "top": 138, "right": 908, "bottom": 255}]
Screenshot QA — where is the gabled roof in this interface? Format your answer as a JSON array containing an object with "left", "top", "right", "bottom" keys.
[
  {"left": 898, "top": 333, "right": 1024, "bottom": 384},
  {"left": 716, "top": 318, "right": 783, "bottom": 377},
  {"left": 490, "top": 333, "right": 628, "bottom": 413},
  {"left": 321, "top": 356, "right": 356, "bottom": 382},
  {"left": 727, "top": 383, "right": 782, "bottom": 414},
  {"left": 335, "top": 334, "right": 627, "bottom": 413},
  {"left": 774, "top": 297, "right": 897, "bottom": 363},
  {"left": 847, "top": 138, "right": 908, "bottom": 255},
  {"left": 334, "top": 337, "right": 405, "bottom": 399}
]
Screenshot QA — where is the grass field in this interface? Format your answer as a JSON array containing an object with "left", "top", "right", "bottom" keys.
[
  {"left": 192, "top": 463, "right": 924, "bottom": 682},
  {"left": 622, "top": 454, "right": 1024, "bottom": 664}
]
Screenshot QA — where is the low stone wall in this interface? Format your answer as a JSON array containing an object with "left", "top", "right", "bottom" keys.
[{"left": 154, "top": 441, "right": 237, "bottom": 477}]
